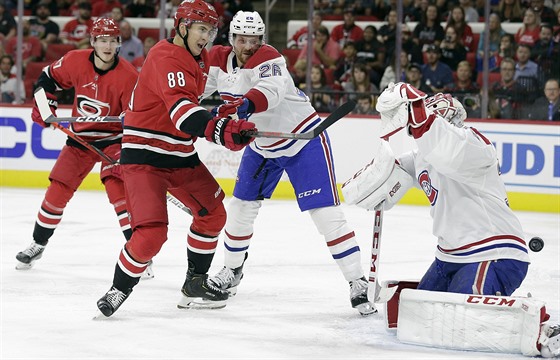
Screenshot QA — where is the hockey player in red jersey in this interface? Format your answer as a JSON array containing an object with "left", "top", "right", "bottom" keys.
[
  {"left": 96, "top": 0, "right": 257, "bottom": 317},
  {"left": 15, "top": 18, "right": 141, "bottom": 271},
  {"left": 203, "top": 10, "right": 376, "bottom": 316}
]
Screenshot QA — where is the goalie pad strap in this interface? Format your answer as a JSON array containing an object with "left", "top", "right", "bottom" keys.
[{"left": 397, "top": 289, "right": 545, "bottom": 356}]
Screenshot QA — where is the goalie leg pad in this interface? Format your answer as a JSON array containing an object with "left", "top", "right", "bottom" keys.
[{"left": 397, "top": 289, "right": 546, "bottom": 356}]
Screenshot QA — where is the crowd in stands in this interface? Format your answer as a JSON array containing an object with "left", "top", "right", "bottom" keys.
[
  {"left": 286, "top": 0, "right": 560, "bottom": 120},
  {"left": 0, "top": 0, "right": 559, "bottom": 120}
]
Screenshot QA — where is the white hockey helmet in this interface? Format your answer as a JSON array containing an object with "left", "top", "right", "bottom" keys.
[
  {"left": 229, "top": 11, "right": 266, "bottom": 45},
  {"left": 424, "top": 93, "right": 467, "bottom": 127}
]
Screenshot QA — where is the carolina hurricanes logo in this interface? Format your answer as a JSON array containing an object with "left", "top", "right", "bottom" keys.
[
  {"left": 76, "top": 95, "right": 111, "bottom": 116},
  {"left": 418, "top": 170, "right": 438, "bottom": 206}
]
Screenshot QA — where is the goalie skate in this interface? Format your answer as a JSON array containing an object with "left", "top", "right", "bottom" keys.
[
  {"left": 350, "top": 277, "right": 377, "bottom": 316},
  {"left": 540, "top": 324, "right": 560, "bottom": 358},
  {"left": 177, "top": 263, "right": 228, "bottom": 310},
  {"left": 15, "top": 242, "right": 46, "bottom": 270}
]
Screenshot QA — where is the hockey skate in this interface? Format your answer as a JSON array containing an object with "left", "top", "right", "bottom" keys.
[
  {"left": 96, "top": 286, "right": 132, "bottom": 318},
  {"left": 350, "top": 277, "right": 377, "bottom": 316},
  {"left": 540, "top": 324, "right": 560, "bottom": 358},
  {"left": 141, "top": 260, "right": 154, "bottom": 280},
  {"left": 178, "top": 262, "right": 228, "bottom": 310},
  {"left": 209, "top": 253, "right": 248, "bottom": 296},
  {"left": 15, "top": 242, "right": 46, "bottom": 270}
]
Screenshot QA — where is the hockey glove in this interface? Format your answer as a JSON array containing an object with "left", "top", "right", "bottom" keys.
[
  {"left": 31, "top": 92, "right": 58, "bottom": 128},
  {"left": 212, "top": 98, "right": 251, "bottom": 120},
  {"left": 204, "top": 117, "right": 257, "bottom": 151}
]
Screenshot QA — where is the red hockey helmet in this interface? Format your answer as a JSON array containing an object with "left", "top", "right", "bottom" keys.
[
  {"left": 91, "top": 18, "right": 121, "bottom": 41},
  {"left": 174, "top": 0, "right": 219, "bottom": 29}
]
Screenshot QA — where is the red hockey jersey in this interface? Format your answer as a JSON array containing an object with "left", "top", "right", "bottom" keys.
[
  {"left": 45, "top": 49, "right": 138, "bottom": 143},
  {"left": 121, "top": 39, "right": 212, "bottom": 168}
]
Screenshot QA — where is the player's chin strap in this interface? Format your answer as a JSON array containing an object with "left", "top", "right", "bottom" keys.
[{"left": 93, "top": 49, "right": 117, "bottom": 66}]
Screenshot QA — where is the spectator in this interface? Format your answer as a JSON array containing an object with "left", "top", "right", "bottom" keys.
[
  {"left": 476, "top": 13, "right": 506, "bottom": 72},
  {"left": 514, "top": 43, "right": 541, "bottom": 102},
  {"left": 531, "top": 0, "right": 557, "bottom": 26},
  {"left": 422, "top": 44, "right": 454, "bottom": 93},
  {"left": 413, "top": 4, "right": 445, "bottom": 51},
  {"left": 299, "top": 64, "right": 337, "bottom": 113},
  {"left": 295, "top": 25, "right": 340, "bottom": 70},
  {"left": 401, "top": 24, "right": 424, "bottom": 65},
  {"left": 0, "top": 54, "right": 24, "bottom": 103},
  {"left": 131, "top": 36, "right": 156, "bottom": 71},
  {"left": 410, "top": 0, "right": 429, "bottom": 23},
  {"left": 522, "top": 78, "right": 560, "bottom": 120},
  {"left": 287, "top": 11, "right": 323, "bottom": 50},
  {"left": 342, "top": 62, "right": 379, "bottom": 102},
  {"left": 490, "top": 33, "right": 516, "bottom": 72},
  {"left": 446, "top": 6, "right": 475, "bottom": 52},
  {"left": 555, "top": 8, "right": 560, "bottom": 42},
  {"left": 128, "top": 0, "right": 156, "bottom": 18},
  {"left": 290, "top": 57, "right": 307, "bottom": 88},
  {"left": 223, "top": 0, "right": 253, "bottom": 19},
  {"left": 119, "top": 20, "right": 143, "bottom": 62},
  {"left": 498, "top": 0, "right": 524, "bottom": 23},
  {"left": 110, "top": 6, "right": 124, "bottom": 23},
  {"left": 491, "top": 57, "right": 525, "bottom": 119},
  {"left": 60, "top": 1, "right": 94, "bottom": 49},
  {"left": 334, "top": 41, "right": 358, "bottom": 85},
  {"left": 380, "top": 49, "right": 410, "bottom": 91},
  {"left": 29, "top": 1, "right": 60, "bottom": 52},
  {"left": 158, "top": 0, "right": 182, "bottom": 18},
  {"left": 459, "top": 0, "right": 479, "bottom": 23},
  {"left": 531, "top": 24, "right": 560, "bottom": 80},
  {"left": 4, "top": 20, "right": 42, "bottom": 71},
  {"left": 440, "top": 26, "right": 468, "bottom": 71},
  {"left": 31, "top": 0, "right": 59, "bottom": 16},
  {"left": 92, "top": 0, "right": 122, "bottom": 18},
  {"left": 405, "top": 62, "right": 433, "bottom": 94},
  {"left": 0, "top": 0, "right": 16, "bottom": 43},
  {"left": 515, "top": 7, "right": 541, "bottom": 46},
  {"left": 378, "top": 9, "right": 397, "bottom": 54},
  {"left": 355, "top": 24, "right": 385, "bottom": 85},
  {"left": 353, "top": 94, "right": 376, "bottom": 115},
  {"left": 444, "top": 60, "right": 480, "bottom": 99},
  {"left": 331, "top": 8, "right": 364, "bottom": 47}
]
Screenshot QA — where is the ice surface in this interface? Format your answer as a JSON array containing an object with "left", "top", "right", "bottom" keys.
[{"left": 1, "top": 188, "right": 558, "bottom": 359}]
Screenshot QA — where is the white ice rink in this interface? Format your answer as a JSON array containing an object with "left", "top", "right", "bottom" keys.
[{"left": 1, "top": 187, "right": 559, "bottom": 359}]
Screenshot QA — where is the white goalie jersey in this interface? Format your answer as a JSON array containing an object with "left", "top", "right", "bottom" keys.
[
  {"left": 398, "top": 115, "right": 530, "bottom": 264},
  {"left": 204, "top": 45, "right": 320, "bottom": 158}
]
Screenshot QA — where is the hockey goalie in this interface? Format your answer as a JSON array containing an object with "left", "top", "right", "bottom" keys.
[{"left": 342, "top": 82, "right": 560, "bottom": 358}]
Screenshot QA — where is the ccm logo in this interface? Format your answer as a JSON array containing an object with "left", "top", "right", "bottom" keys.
[
  {"left": 389, "top": 182, "right": 401, "bottom": 197},
  {"left": 298, "top": 189, "right": 321, "bottom": 198},
  {"left": 466, "top": 295, "right": 516, "bottom": 307}
]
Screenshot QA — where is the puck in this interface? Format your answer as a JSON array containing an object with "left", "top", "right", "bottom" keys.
[{"left": 529, "top": 237, "right": 544, "bottom": 252}]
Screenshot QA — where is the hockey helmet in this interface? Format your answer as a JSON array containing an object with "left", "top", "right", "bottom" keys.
[
  {"left": 174, "top": 0, "right": 219, "bottom": 30},
  {"left": 229, "top": 11, "right": 266, "bottom": 45},
  {"left": 424, "top": 93, "right": 467, "bottom": 127},
  {"left": 90, "top": 18, "right": 121, "bottom": 41}
]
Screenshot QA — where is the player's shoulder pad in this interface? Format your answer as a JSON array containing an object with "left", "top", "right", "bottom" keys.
[{"left": 243, "top": 44, "right": 284, "bottom": 70}]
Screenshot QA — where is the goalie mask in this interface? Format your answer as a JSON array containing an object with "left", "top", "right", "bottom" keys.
[{"left": 424, "top": 93, "right": 467, "bottom": 127}]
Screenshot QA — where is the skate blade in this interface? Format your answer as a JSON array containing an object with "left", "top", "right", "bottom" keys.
[
  {"left": 92, "top": 310, "right": 110, "bottom": 320},
  {"left": 177, "top": 295, "right": 226, "bottom": 310},
  {"left": 226, "top": 286, "right": 238, "bottom": 296},
  {"left": 355, "top": 302, "right": 378, "bottom": 316},
  {"left": 15, "top": 261, "right": 34, "bottom": 270},
  {"left": 140, "top": 270, "right": 154, "bottom": 280}
]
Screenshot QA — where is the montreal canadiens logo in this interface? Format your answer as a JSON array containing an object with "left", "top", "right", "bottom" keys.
[{"left": 418, "top": 170, "right": 438, "bottom": 205}]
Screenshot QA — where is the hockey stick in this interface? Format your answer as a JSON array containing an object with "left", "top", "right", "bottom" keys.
[
  {"left": 241, "top": 100, "right": 356, "bottom": 140},
  {"left": 369, "top": 202, "right": 398, "bottom": 303},
  {"left": 34, "top": 88, "right": 193, "bottom": 216}
]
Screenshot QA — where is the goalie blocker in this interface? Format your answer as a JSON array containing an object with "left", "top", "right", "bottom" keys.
[{"left": 384, "top": 282, "right": 557, "bottom": 357}]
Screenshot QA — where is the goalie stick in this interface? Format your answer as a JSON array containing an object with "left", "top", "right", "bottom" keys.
[
  {"left": 34, "top": 88, "right": 193, "bottom": 216},
  {"left": 241, "top": 100, "right": 356, "bottom": 140},
  {"left": 370, "top": 202, "right": 398, "bottom": 303}
]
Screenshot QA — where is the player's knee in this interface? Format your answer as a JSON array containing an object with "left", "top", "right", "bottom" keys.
[
  {"left": 44, "top": 180, "right": 75, "bottom": 208},
  {"left": 309, "top": 206, "right": 348, "bottom": 236},
  {"left": 125, "top": 223, "right": 167, "bottom": 262},
  {"left": 191, "top": 203, "right": 227, "bottom": 236},
  {"left": 225, "top": 197, "right": 261, "bottom": 235},
  {"left": 102, "top": 176, "right": 125, "bottom": 205}
]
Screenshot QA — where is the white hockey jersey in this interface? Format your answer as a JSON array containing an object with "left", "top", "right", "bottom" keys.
[
  {"left": 204, "top": 45, "right": 320, "bottom": 158},
  {"left": 398, "top": 116, "right": 530, "bottom": 264}
]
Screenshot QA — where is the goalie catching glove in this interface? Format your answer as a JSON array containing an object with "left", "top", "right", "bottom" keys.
[
  {"left": 342, "top": 141, "right": 414, "bottom": 211},
  {"left": 31, "top": 92, "right": 57, "bottom": 128},
  {"left": 204, "top": 116, "right": 256, "bottom": 151}
]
